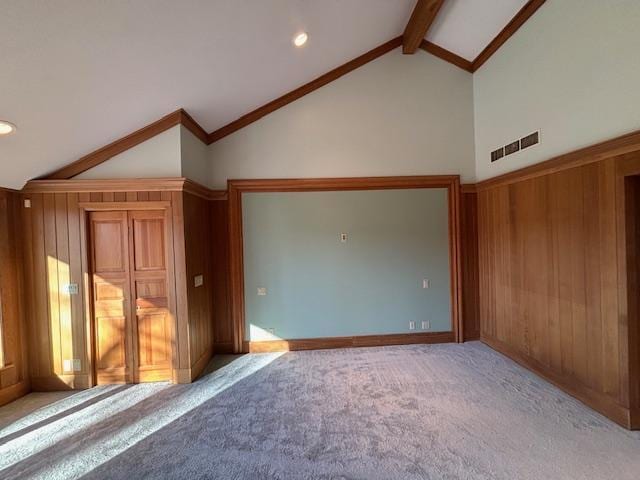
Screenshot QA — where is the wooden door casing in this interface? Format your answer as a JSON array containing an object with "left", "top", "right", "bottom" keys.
[{"left": 89, "top": 209, "right": 172, "bottom": 384}]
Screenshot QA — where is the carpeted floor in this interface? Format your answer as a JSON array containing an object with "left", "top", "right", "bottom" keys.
[{"left": 0, "top": 341, "right": 638, "bottom": 479}]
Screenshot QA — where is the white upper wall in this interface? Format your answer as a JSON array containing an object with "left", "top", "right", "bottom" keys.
[
  {"left": 75, "top": 125, "right": 182, "bottom": 179},
  {"left": 473, "top": 0, "right": 640, "bottom": 181},
  {"left": 180, "top": 126, "right": 211, "bottom": 187},
  {"left": 73, "top": 1, "right": 640, "bottom": 187},
  {"left": 208, "top": 48, "right": 475, "bottom": 189}
]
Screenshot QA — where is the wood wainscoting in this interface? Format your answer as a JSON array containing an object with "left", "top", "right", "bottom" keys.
[
  {"left": 228, "top": 176, "right": 463, "bottom": 354},
  {"left": 476, "top": 133, "right": 640, "bottom": 429},
  {"left": 0, "top": 189, "right": 30, "bottom": 406},
  {"left": 20, "top": 178, "right": 219, "bottom": 389},
  {"left": 461, "top": 184, "right": 480, "bottom": 341}
]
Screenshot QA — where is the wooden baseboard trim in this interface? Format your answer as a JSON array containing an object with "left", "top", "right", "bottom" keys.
[
  {"left": 0, "top": 380, "right": 30, "bottom": 407},
  {"left": 190, "top": 347, "right": 213, "bottom": 382},
  {"left": 173, "top": 368, "right": 191, "bottom": 384},
  {"left": 30, "top": 374, "right": 92, "bottom": 391},
  {"left": 245, "top": 331, "right": 454, "bottom": 353},
  {"left": 481, "top": 335, "right": 633, "bottom": 429},
  {"left": 213, "top": 342, "right": 235, "bottom": 354}
]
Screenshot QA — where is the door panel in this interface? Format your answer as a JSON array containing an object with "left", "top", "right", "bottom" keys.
[
  {"left": 90, "top": 208, "right": 172, "bottom": 384},
  {"left": 133, "top": 217, "right": 166, "bottom": 270},
  {"left": 129, "top": 210, "right": 172, "bottom": 382},
  {"left": 90, "top": 211, "right": 132, "bottom": 384}
]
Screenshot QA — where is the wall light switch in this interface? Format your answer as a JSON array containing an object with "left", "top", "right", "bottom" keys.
[
  {"left": 63, "top": 359, "right": 72, "bottom": 372},
  {"left": 194, "top": 274, "right": 204, "bottom": 287},
  {"left": 340, "top": 233, "right": 348, "bottom": 243},
  {"left": 24, "top": 199, "right": 31, "bottom": 208},
  {"left": 257, "top": 287, "right": 267, "bottom": 296},
  {"left": 422, "top": 321, "right": 430, "bottom": 330},
  {"left": 73, "top": 359, "right": 82, "bottom": 371},
  {"left": 409, "top": 321, "right": 416, "bottom": 330},
  {"left": 422, "top": 279, "right": 430, "bottom": 289},
  {"left": 63, "top": 283, "right": 79, "bottom": 295}
]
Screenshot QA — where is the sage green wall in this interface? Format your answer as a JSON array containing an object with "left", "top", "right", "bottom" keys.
[{"left": 242, "top": 189, "right": 451, "bottom": 341}]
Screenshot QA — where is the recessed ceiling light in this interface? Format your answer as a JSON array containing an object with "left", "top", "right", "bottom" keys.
[
  {"left": 0, "top": 120, "right": 16, "bottom": 136},
  {"left": 293, "top": 32, "right": 308, "bottom": 48}
]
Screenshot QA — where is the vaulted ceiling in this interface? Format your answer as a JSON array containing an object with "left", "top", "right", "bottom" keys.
[{"left": 1, "top": 0, "right": 532, "bottom": 189}]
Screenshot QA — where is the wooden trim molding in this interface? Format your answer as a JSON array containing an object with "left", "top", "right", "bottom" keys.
[
  {"left": 43, "top": 109, "right": 209, "bottom": 180},
  {"left": 0, "top": 380, "right": 30, "bottom": 407},
  {"left": 471, "top": 0, "right": 547, "bottom": 72},
  {"left": 476, "top": 128, "right": 640, "bottom": 191},
  {"left": 22, "top": 177, "right": 225, "bottom": 201},
  {"left": 403, "top": 0, "right": 446, "bottom": 54},
  {"left": 482, "top": 335, "right": 633, "bottom": 429},
  {"left": 208, "top": 37, "right": 403, "bottom": 143},
  {"left": 246, "top": 332, "right": 454, "bottom": 353},
  {"left": 228, "top": 175, "right": 463, "bottom": 353},
  {"left": 420, "top": 40, "right": 473, "bottom": 72}
]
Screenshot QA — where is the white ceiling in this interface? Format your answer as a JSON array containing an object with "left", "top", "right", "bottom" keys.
[
  {"left": 1, "top": 0, "right": 526, "bottom": 189},
  {"left": 427, "top": 0, "right": 528, "bottom": 60}
]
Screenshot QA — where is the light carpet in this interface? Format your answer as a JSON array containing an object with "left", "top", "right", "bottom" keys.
[{"left": 0, "top": 342, "right": 638, "bottom": 479}]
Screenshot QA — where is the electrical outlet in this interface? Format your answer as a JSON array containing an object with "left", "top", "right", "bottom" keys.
[
  {"left": 422, "top": 320, "right": 430, "bottom": 330},
  {"left": 267, "top": 328, "right": 275, "bottom": 335},
  {"left": 73, "top": 359, "right": 82, "bottom": 371},
  {"left": 63, "top": 283, "right": 79, "bottom": 295},
  {"left": 422, "top": 279, "right": 430, "bottom": 289},
  {"left": 194, "top": 274, "right": 204, "bottom": 287},
  {"left": 63, "top": 359, "right": 72, "bottom": 372},
  {"left": 257, "top": 287, "right": 267, "bottom": 296},
  {"left": 340, "top": 233, "right": 348, "bottom": 243},
  {"left": 24, "top": 199, "right": 32, "bottom": 208},
  {"left": 409, "top": 321, "right": 416, "bottom": 330}
]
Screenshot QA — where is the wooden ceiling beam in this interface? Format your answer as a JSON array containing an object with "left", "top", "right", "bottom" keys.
[{"left": 402, "top": 0, "right": 446, "bottom": 54}]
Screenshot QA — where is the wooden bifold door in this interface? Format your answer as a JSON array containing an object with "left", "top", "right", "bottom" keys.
[{"left": 89, "top": 209, "right": 172, "bottom": 384}]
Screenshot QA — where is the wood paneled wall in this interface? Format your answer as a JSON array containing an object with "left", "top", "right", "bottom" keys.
[
  {"left": 22, "top": 188, "right": 198, "bottom": 389},
  {"left": 0, "top": 189, "right": 29, "bottom": 406},
  {"left": 478, "top": 152, "right": 640, "bottom": 428},
  {"left": 461, "top": 187, "right": 480, "bottom": 341},
  {"left": 210, "top": 200, "right": 233, "bottom": 353},
  {"left": 182, "top": 192, "right": 214, "bottom": 379}
]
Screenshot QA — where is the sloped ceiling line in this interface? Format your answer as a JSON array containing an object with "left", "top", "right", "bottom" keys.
[{"left": 41, "top": 0, "right": 547, "bottom": 181}]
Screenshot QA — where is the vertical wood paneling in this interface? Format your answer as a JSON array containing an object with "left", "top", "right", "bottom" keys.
[
  {"left": 478, "top": 157, "right": 635, "bottom": 427},
  {"left": 461, "top": 190, "right": 480, "bottom": 341},
  {"left": 54, "top": 193, "right": 73, "bottom": 374},
  {"left": 24, "top": 187, "right": 193, "bottom": 389},
  {"left": 0, "top": 189, "right": 30, "bottom": 406},
  {"left": 183, "top": 192, "right": 214, "bottom": 378},
  {"left": 211, "top": 200, "right": 233, "bottom": 353}
]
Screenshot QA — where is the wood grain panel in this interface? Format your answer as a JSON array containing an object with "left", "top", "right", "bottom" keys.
[
  {"left": 0, "top": 190, "right": 29, "bottom": 406},
  {"left": 461, "top": 188, "right": 480, "bottom": 340},
  {"left": 182, "top": 192, "right": 214, "bottom": 378},
  {"left": 23, "top": 186, "right": 190, "bottom": 389},
  {"left": 90, "top": 211, "right": 131, "bottom": 384},
  {"left": 210, "top": 199, "right": 233, "bottom": 353},
  {"left": 478, "top": 152, "right": 640, "bottom": 429}
]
